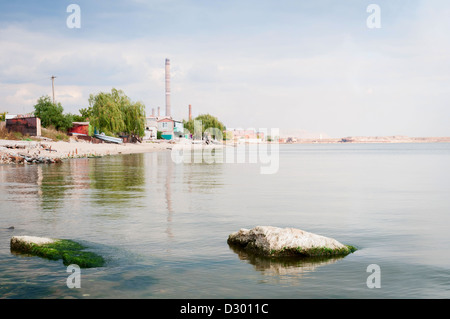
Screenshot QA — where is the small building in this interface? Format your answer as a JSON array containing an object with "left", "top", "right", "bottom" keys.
[
  {"left": 6, "top": 116, "right": 41, "bottom": 136},
  {"left": 144, "top": 116, "right": 158, "bottom": 140},
  {"left": 157, "top": 117, "right": 184, "bottom": 140},
  {"left": 68, "top": 122, "right": 90, "bottom": 136}
]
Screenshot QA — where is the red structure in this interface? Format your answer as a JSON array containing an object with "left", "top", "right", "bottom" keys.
[
  {"left": 68, "top": 122, "right": 89, "bottom": 136},
  {"left": 6, "top": 117, "right": 41, "bottom": 136}
]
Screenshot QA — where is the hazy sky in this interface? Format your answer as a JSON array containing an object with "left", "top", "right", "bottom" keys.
[{"left": 1, "top": 0, "right": 449, "bottom": 137}]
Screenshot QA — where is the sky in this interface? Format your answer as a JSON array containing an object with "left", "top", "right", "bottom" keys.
[{"left": 0, "top": 0, "right": 449, "bottom": 138}]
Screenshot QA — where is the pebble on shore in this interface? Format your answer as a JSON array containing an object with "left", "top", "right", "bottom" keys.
[
  {"left": 1, "top": 153, "right": 62, "bottom": 164},
  {"left": 0, "top": 138, "right": 224, "bottom": 165},
  {"left": 0, "top": 142, "right": 63, "bottom": 165}
]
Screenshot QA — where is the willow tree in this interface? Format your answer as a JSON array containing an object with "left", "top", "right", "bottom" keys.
[
  {"left": 122, "top": 101, "right": 146, "bottom": 138},
  {"left": 183, "top": 113, "right": 226, "bottom": 139},
  {"left": 88, "top": 88, "right": 146, "bottom": 138}
]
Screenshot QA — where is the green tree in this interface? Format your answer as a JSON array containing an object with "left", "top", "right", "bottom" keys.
[
  {"left": 0, "top": 112, "right": 7, "bottom": 121},
  {"left": 78, "top": 107, "right": 93, "bottom": 120},
  {"left": 88, "top": 90, "right": 124, "bottom": 136},
  {"left": 223, "top": 130, "right": 233, "bottom": 141},
  {"left": 183, "top": 113, "right": 226, "bottom": 140},
  {"left": 183, "top": 119, "right": 194, "bottom": 136},
  {"left": 69, "top": 107, "right": 93, "bottom": 122},
  {"left": 70, "top": 113, "right": 87, "bottom": 122},
  {"left": 122, "top": 101, "right": 146, "bottom": 138},
  {"left": 88, "top": 88, "right": 146, "bottom": 138},
  {"left": 33, "top": 96, "right": 73, "bottom": 131}
]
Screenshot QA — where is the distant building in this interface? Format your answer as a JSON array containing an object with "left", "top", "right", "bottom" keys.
[
  {"left": 144, "top": 116, "right": 158, "bottom": 140},
  {"left": 157, "top": 117, "right": 185, "bottom": 140},
  {"left": 224, "top": 129, "right": 265, "bottom": 143}
]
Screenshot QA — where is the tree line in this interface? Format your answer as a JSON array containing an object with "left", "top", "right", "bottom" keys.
[
  {"left": 33, "top": 88, "right": 146, "bottom": 139},
  {"left": 31, "top": 88, "right": 227, "bottom": 140}
]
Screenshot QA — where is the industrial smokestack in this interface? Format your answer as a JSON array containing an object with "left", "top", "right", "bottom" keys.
[
  {"left": 189, "top": 104, "right": 192, "bottom": 121},
  {"left": 165, "top": 58, "right": 171, "bottom": 118},
  {"left": 158, "top": 106, "right": 160, "bottom": 117},
  {"left": 152, "top": 108, "right": 155, "bottom": 117}
]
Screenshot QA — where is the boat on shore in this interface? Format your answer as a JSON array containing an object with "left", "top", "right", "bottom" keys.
[{"left": 94, "top": 133, "right": 123, "bottom": 144}]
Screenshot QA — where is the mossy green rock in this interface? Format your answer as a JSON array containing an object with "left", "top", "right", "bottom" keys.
[{"left": 10, "top": 236, "right": 105, "bottom": 268}]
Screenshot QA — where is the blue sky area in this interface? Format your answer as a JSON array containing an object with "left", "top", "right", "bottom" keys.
[{"left": 1, "top": 0, "right": 449, "bottom": 137}]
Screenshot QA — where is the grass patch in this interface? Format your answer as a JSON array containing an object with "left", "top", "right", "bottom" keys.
[
  {"left": 11, "top": 238, "right": 105, "bottom": 268},
  {"left": 0, "top": 126, "right": 23, "bottom": 140},
  {"left": 0, "top": 125, "right": 68, "bottom": 141},
  {"left": 41, "top": 127, "right": 70, "bottom": 141}
]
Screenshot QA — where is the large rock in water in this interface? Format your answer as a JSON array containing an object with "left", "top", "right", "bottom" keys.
[{"left": 227, "top": 226, "right": 356, "bottom": 257}]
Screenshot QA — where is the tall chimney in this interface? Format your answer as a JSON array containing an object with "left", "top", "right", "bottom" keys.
[
  {"left": 152, "top": 108, "right": 155, "bottom": 117},
  {"left": 189, "top": 104, "right": 192, "bottom": 121},
  {"left": 165, "top": 58, "right": 171, "bottom": 118},
  {"left": 158, "top": 106, "right": 160, "bottom": 117}
]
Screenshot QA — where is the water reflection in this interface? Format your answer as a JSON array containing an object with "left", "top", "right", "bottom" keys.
[
  {"left": 0, "top": 165, "right": 41, "bottom": 207},
  {"left": 89, "top": 154, "right": 146, "bottom": 207},
  {"left": 38, "top": 164, "right": 73, "bottom": 210},
  {"left": 155, "top": 150, "right": 225, "bottom": 242},
  {"left": 1, "top": 154, "right": 147, "bottom": 213},
  {"left": 182, "top": 162, "right": 225, "bottom": 193},
  {"left": 228, "top": 245, "right": 345, "bottom": 285},
  {"left": 164, "top": 153, "right": 174, "bottom": 240},
  {"left": 2, "top": 163, "right": 70, "bottom": 211}
]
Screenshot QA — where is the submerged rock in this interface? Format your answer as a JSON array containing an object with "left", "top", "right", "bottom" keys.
[
  {"left": 10, "top": 235, "right": 105, "bottom": 268},
  {"left": 227, "top": 226, "right": 356, "bottom": 257}
]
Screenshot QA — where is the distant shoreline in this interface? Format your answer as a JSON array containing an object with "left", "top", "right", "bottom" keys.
[
  {"left": 0, "top": 139, "right": 222, "bottom": 164},
  {"left": 278, "top": 136, "right": 450, "bottom": 144},
  {"left": 1, "top": 136, "right": 449, "bottom": 164}
]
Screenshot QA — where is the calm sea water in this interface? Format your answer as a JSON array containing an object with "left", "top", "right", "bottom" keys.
[{"left": 1, "top": 143, "right": 450, "bottom": 299}]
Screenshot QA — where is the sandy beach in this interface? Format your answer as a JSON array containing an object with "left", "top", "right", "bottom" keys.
[{"left": 0, "top": 138, "right": 223, "bottom": 164}]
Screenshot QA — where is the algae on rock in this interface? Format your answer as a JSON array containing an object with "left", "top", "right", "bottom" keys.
[{"left": 10, "top": 236, "right": 105, "bottom": 268}]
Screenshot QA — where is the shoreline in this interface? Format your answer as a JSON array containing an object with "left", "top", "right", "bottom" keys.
[
  {"left": 282, "top": 136, "right": 450, "bottom": 144},
  {"left": 0, "top": 139, "right": 223, "bottom": 164},
  {"left": 1, "top": 135, "right": 450, "bottom": 165}
]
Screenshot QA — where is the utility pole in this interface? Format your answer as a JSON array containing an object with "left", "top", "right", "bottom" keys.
[{"left": 51, "top": 75, "right": 56, "bottom": 104}]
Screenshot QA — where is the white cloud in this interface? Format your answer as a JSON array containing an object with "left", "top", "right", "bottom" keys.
[{"left": 1, "top": 1, "right": 450, "bottom": 137}]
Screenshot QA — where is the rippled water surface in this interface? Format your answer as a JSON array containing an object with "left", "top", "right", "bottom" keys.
[{"left": 1, "top": 143, "right": 450, "bottom": 298}]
